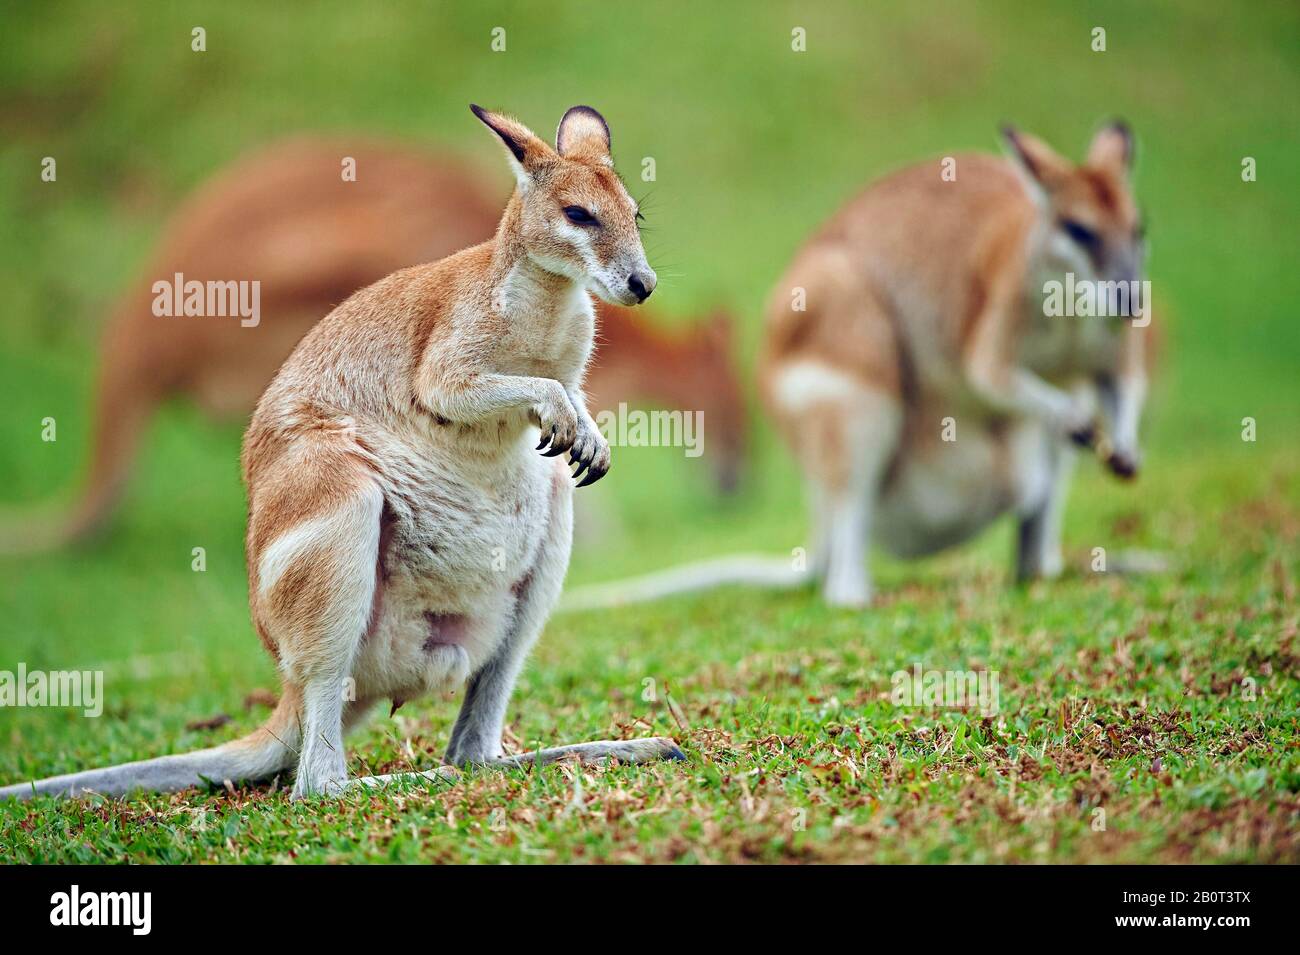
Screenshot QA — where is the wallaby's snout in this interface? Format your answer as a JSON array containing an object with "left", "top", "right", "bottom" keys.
[{"left": 627, "top": 268, "right": 656, "bottom": 303}]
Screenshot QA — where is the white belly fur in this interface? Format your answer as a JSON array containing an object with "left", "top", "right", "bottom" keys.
[
  {"left": 349, "top": 420, "right": 566, "bottom": 705},
  {"left": 875, "top": 418, "right": 1056, "bottom": 558}
]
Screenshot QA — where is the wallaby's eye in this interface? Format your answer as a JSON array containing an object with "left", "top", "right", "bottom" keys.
[
  {"left": 563, "top": 205, "right": 599, "bottom": 227},
  {"left": 1061, "top": 218, "right": 1099, "bottom": 248}
]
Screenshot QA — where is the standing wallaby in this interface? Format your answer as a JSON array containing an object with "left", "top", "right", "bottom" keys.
[
  {"left": 760, "top": 123, "right": 1153, "bottom": 606},
  {"left": 1, "top": 104, "right": 683, "bottom": 803},
  {"left": 1, "top": 138, "right": 744, "bottom": 553}
]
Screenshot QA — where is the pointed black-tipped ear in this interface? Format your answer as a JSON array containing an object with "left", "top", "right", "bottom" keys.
[
  {"left": 1087, "top": 120, "right": 1134, "bottom": 177},
  {"left": 471, "top": 103, "right": 525, "bottom": 162},
  {"left": 1000, "top": 124, "right": 1071, "bottom": 189},
  {"left": 556, "top": 105, "right": 612, "bottom": 163},
  {"left": 470, "top": 104, "right": 553, "bottom": 182}
]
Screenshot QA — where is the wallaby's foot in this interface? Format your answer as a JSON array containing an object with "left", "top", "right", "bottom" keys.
[
  {"left": 569, "top": 414, "right": 611, "bottom": 487},
  {"left": 1019, "top": 552, "right": 1064, "bottom": 583},
  {"left": 823, "top": 572, "right": 870, "bottom": 608},
  {"left": 1015, "top": 541, "right": 1064, "bottom": 584},
  {"left": 450, "top": 736, "right": 684, "bottom": 771},
  {"left": 443, "top": 737, "right": 503, "bottom": 768},
  {"left": 352, "top": 738, "right": 685, "bottom": 791},
  {"left": 291, "top": 770, "right": 347, "bottom": 801},
  {"left": 445, "top": 736, "right": 687, "bottom": 771},
  {"left": 291, "top": 746, "right": 348, "bottom": 800}
]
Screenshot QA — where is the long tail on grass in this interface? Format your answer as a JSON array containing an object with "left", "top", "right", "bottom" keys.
[
  {"left": 0, "top": 329, "right": 161, "bottom": 555},
  {"left": 560, "top": 553, "right": 813, "bottom": 613},
  {"left": 559, "top": 546, "right": 1176, "bottom": 615},
  {"left": 0, "top": 691, "right": 301, "bottom": 802}
]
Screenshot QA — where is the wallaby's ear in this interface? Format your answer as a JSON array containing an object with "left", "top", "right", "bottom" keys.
[
  {"left": 1001, "top": 124, "right": 1071, "bottom": 191},
  {"left": 470, "top": 104, "right": 554, "bottom": 184},
  {"left": 556, "top": 105, "right": 612, "bottom": 164},
  {"left": 1086, "top": 120, "right": 1134, "bottom": 178}
]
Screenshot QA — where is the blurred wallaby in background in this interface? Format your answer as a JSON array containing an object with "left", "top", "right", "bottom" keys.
[
  {"left": 566, "top": 125, "right": 1163, "bottom": 613},
  {"left": 11, "top": 138, "right": 744, "bottom": 551},
  {"left": 761, "top": 124, "right": 1157, "bottom": 605}
]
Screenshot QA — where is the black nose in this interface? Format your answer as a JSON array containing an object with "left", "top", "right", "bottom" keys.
[{"left": 627, "top": 274, "right": 651, "bottom": 302}]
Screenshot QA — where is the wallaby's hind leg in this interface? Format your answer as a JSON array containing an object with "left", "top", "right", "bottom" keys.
[
  {"left": 445, "top": 468, "right": 573, "bottom": 765},
  {"left": 772, "top": 361, "right": 901, "bottom": 607},
  {"left": 1015, "top": 434, "right": 1075, "bottom": 583},
  {"left": 763, "top": 263, "right": 906, "bottom": 607},
  {"left": 816, "top": 387, "right": 900, "bottom": 606},
  {"left": 248, "top": 438, "right": 384, "bottom": 799}
]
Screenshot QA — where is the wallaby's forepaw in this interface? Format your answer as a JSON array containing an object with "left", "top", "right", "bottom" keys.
[
  {"left": 1106, "top": 449, "right": 1140, "bottom": 480},
  {"left": 569, "top": 415, "right": 611, "bottom": 487},
  {"left": 532, "top": 389, "right": 579, "bottom": 459},
  {"left": 1068, "top": 419, "right": 1099, "bottom": 450}
]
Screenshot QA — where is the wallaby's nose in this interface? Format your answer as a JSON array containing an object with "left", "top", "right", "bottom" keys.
[{"left": 627, "top": 272, "right": 655, "bottom": 303}]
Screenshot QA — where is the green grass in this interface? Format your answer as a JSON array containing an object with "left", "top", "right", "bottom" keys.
[{"left": 1, "top": 1, "right": 1298, "bottom": 863}]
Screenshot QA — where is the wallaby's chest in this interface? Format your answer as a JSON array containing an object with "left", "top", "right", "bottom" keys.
[
  {"left": 1016, "top": 289, "right": 1123, "bottom": 380},
  {"left": 495, "top": 284, "right": 596, "bottom": 384}
]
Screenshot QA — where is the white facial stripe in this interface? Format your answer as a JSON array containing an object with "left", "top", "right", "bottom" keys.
[
  {"left": 554, "top": 217, "right": 603, "bottom": 274},
  {"left": 1046, "top": 230, "right": 1095, "bottom": 279},
  {"left": 535, "top": 186, "right": 649, "bottom": 305}
]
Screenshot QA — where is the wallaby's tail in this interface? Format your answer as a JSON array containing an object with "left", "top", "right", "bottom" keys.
[
  {"left": 560, "top": 553, "right": 813, "bottom": 613},
  {"left": 0, "top": 689, "right": 301, "bottom": 802},
  {"left": 0, "top": 326, "right": 161, "bottom": 555}
]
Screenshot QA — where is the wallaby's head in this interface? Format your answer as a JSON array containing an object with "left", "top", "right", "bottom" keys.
[
  {"left": 472, "top": 104, "right": 656, "bottom": 307},
  {"left": 1002, "top": 122, "right": 1144, "bottom": 287}
]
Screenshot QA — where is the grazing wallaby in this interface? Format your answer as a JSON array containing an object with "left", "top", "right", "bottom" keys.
[
  {"left": 563, "top": 123, "right": 1155, "bottom": 614},
  {"left": 760, "top": 123, "right": 1153, "bottom": 606},
  {"left": 3, "top": 138, "right": 745, "bottom": 552},
  {"left": 1, "top": 104, "right": 683, "bottom": 802}
]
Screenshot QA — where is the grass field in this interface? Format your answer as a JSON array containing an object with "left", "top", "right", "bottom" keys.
[{"left": 1, "top": 1, "right": 1298, "bottom": 863}]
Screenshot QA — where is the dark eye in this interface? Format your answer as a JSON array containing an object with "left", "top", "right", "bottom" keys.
[
  {"left": 563, "top": 205, "right": 598, "bottom": 227},
  {"left": 1061, "top": 219, "right": 1099, "bottom": 248}
]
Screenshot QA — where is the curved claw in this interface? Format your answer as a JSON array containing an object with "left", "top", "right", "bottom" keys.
[
  {"left": 536, "top": 424, "right": 557, "bottom": 452},
  {"left": 571, "top": 458, "right": 590, "bottom": 479},
  {"left": 576, "top": 465, "right": 607, "bottom": 488},
  {"left": 542, "top": 444, "right": 567, "bottom": 457},
  {"left": 1069, "top": 424, "right": 1097, "bottom": 450}
]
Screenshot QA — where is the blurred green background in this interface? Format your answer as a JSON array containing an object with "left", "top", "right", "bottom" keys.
[{"left": 0, "top": 1, "right": 1297, "bottom": 846}]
